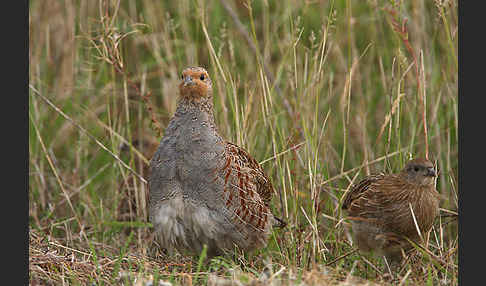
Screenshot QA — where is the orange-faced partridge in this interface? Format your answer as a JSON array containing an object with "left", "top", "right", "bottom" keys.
[
  {"left": 341, "top": 158, "right": 440, "bottom": 264},
  {"left": 149, "top": 67, "right": 284, "bottom": 257}
]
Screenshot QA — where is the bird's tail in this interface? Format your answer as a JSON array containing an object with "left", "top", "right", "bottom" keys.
[{"left": 273, "top": 216, "right": 287, "bottom": 228}]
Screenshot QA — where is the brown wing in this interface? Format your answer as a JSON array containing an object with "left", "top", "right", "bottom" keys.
[
  {"left": 224, "top": 141, "right": 274, "bottom": 204},
  {"left": 342, "top": 173, "right": 419, "bottom": 234},
  {"left": 218, "top": 141, "right": 274, "bottom": 234},
  {"left": 342, "top": 173, "right": 385, "bottom": 212}
]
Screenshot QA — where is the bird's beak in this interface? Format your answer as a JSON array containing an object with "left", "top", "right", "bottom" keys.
[
  {"left": 426, "top": 167, "right": 437, "bottom": 177},
  {"left": 183, "top": 75, "right": 195, "bottom": 87}
]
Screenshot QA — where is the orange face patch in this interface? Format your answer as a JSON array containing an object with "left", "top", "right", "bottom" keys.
[{"left": 179, "top": 68, "right": 211, "bottom": 98}]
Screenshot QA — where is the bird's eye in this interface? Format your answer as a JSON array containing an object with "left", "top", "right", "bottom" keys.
[
  {"left": 414, "top": 166, "right": 420, "bottom": 172},
  {"left": 200, "top": 74, "right": 205, "bottom": 80}
]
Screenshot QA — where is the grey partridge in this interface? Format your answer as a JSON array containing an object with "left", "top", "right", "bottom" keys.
[
  {"left": 148, "top": 67, "right": 283, "bottom": 257},
  {"left": 341, "top": 158, "right": 440, "bottom": 264}
]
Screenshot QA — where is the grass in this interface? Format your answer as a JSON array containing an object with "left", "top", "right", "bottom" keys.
[{"left": 29, "top": 0, "right": 458, "bottom": 285}]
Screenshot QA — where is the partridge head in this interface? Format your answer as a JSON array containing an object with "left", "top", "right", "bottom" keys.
[
  {"left": 179, "top": 67, "right": 212, "bottom": 98},
  {"left": 399, "top": 158, "right": 437, "bottom": 187}
]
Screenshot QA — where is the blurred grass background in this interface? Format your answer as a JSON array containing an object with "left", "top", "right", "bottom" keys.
[{"left": 29, "top": 0, "right": 457, "bottom": 285}]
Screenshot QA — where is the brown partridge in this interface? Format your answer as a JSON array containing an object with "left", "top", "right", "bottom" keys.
[
  {"left": 148, "top": 67, "right": 284, "bottom": 257},
  {"left": 341, "top": 158, "right": 440, "bottom": 264}
]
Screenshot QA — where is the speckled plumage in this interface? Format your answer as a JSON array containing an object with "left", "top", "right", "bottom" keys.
[
  {"left": 148, "top": 67, "right": 282, "bottom": 257},
  {"left": 342, "top": 158, "right": 440, "bottom": 263}
]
